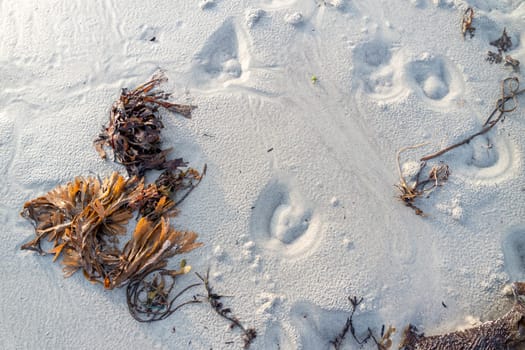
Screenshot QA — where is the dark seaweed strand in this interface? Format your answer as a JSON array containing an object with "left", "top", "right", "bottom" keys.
[
  {"left": 126, "top": 269, "right": 201, "bottom": 322},
  {"left": 195, "top": 270, "right": 257, "bottom": 349}
]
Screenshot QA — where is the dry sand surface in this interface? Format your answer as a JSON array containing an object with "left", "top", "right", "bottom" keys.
[{"left": 1, "top": 0, "right": 525, "bottom": 349}]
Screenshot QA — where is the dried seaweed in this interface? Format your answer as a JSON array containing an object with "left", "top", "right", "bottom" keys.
[
  {"left": 94, "top": 72, "right": 196, "bottom": 177},
  {"left": 505, "top": 55, "right": 520, "bottom": 71},
  {"left": 486, "top": 51, "right": 503, "bottom": 64},
  {"left": 137, "top": 165, "right": 206, "bottom": 220},
  {"left": 461, "top": 7, "right": 475, "bottom": 39},
  {"left": 126, "top": 266, "right": 202, "bottom": 322},
  {"left": 486, "top": 28, "right": 513, "bottom": 64},
  {"left": 331, "top": 296, "right": 394, "bottom": 350},
  {"left": 196, "top": 270, "right": 257, "bottom": 349},
  {"left": 399, "top": 282, "right": 525, "bottom": 350},
  {"left": 21, "top": 172, "right": 202, "bottom": 289},
  {"left": 395, "top": 144, "right": 450, "bottom": 216},
  {"left": 490, "top": 28, "right": 512, "bottom": 53}
]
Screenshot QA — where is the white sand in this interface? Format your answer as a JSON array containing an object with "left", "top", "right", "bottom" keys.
[{"left": 1, "top": 0, "right": 525, "bottom": 349}]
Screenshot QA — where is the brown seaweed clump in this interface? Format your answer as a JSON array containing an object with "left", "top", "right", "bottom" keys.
[
  {"left": 94, "top": 72, "right": 196, "bottom": 177},
  {"left": 399, "top": 282, "right": 525, "bottom": 350},
  {"left": 20, "top": 172, "right": 202, "bottom": 290}
]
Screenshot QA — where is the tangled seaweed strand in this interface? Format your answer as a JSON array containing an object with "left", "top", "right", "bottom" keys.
[
  {"left": 94, "top": 72, "right": 196, "bottom": 177},
  {"left": 331, "top": 296, "right": 394, "bottom": 350},
  {"left": 127, "top": 268, "right": 202, "bottom": 322},
  {"left": 196, "top": 270, "right": 257, "bottom": 349}
]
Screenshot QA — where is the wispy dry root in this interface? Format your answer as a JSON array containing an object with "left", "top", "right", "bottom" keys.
[
  {"left": 94, "top": 72, "right": 196, "bottom": 177},
  {"left": 395, "top": 143, "right": 450, "bottom": 216},
  {"left": 399, "top": 282, "right": 525, "bottom": 350},
  {"left": 20, "top": 171, "right": 202, "bottom": 289}
]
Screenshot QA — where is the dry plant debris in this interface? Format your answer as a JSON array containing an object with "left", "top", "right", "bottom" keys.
[
  {"left": 94, "top": 72, "right": 196, "bottom": 177},
  {"left": 486, "top": 28, "right": 513, "bottom": 65},
  {"left": 396, "top": 144, "right": 450, "bottom": 216},
  {"left": 399, "top": 282, "right": 525, "bottom": 350},
  {"left": 331, "top": 296, "right": 394, "bottom": 350},
  {"left": 21, "top": 72, "right": 207, "bottom": 323},
  {"left": 126, "top": 264, "right": 202, "bottom": 322},
  {"left": 21, "top": 172, "right": 202, "bottom": 289},
  {"left": 396, "top": 77, "right": 524, "bottom": 216},
  {"left": 196, "top": 270, "right": 257, "bottom": 349},
  {"left": 505, "top": 55, "right": 520, "bottom": 71},
  {"left": 461, "top": 7, "right": 475, "bottom": 39}
]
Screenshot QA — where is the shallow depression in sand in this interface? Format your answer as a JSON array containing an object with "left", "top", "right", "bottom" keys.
[
  {"left": 250, "top": 176, "right": 320, "bottom": 257},
  {"left": 503, "top": 227, "right": 525, "bottom": 281}
]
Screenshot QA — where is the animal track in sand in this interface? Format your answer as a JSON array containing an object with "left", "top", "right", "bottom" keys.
[
  {"left": 352, "top": 36, "right": 405, "bottom": 101},
  {"left": 502, "top": 227, "right": 525, "bottom": 281},
  {"left": 191, "top": 18, "right": 250, "bottom": 88},
  {"left": 250, "top": 176, "right": 320, "bottom": 257},
  {"left": 455, "top": 133, "right": 519, "bottom": 185},
  {"left": 405, "top": 54, "right": 464, "bottom": 106},
  {"left": 261, "top": 324, "right": 294, "bottom": 350}
]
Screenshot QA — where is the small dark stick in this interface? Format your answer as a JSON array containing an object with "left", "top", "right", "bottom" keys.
[{"left": 196, "top": 270, "right": 257, "bottom": 349}]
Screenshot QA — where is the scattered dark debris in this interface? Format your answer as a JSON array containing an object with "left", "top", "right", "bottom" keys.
[
  {"left": 442, "top": 301, "right": 447, "bottom": 308},
  {"left": 150, "top": 36, "right": 156, "bottom": 42},
  {"left": 267, "top": 147, "right": 274, "bottom": 153},
  {"left": 330, "top": 296, "right": 394, "bottom": 350},
  {"left": 486, "top": 50, "right": 503, "bottom": 64},
  {"left": 461, "top": 7, "right": 475, "bottom": 39},
  {"left": 400, "top": 282, "right": 525, "bottom": 349},
  {"left": 196, "top": 270, "right": 257, "bottom": 349},
  {"left": 490, "top": 28, "right": 512, "bottom": 53},
  {"left": 94, "top": 72, "right": 196, "bottom": 177},
  {"left": 486, "top": 28, "right": 514, "bottom": 65}
]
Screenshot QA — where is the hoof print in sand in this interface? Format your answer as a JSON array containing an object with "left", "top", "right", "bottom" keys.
[
  {"left": 503, "top": 227, "right": 525, "bottom": 281},
  {"left": 352, "top": 36, "right": 405, "bottom": 101},
  {"left": 250, "top": 177, "right": 319, "bottom": 257},
  {"left": 192, "top": 18, "right": 248, "bottom": 87},
  {"left": 405, "top": 54, "right": 463, "bottom": 105},
  {"left": 457, "top": 134, "right": 518, "bottom": 184}
]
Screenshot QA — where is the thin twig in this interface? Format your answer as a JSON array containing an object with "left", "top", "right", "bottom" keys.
[
  {"left": 196, "top": 270, "right": 257, "bottom": 349},
  {"left": 421, "top": 77, "right": 524, "bottom": 162},
  {"left": 175, "top": 164, "right": 208, "bottom": 206},
  {"left": 331, "top": 296, "right": 393, "bottom": 350}
]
